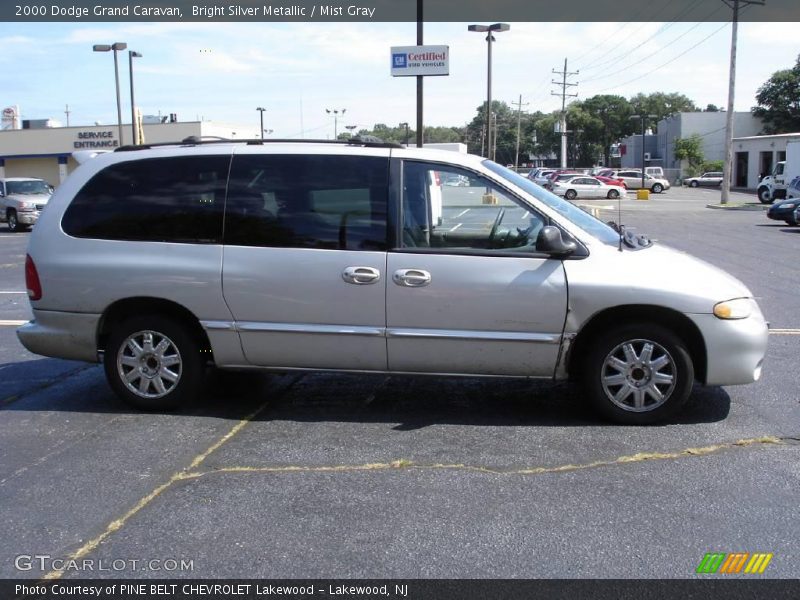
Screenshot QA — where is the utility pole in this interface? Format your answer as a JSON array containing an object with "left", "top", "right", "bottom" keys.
[
  {"left": 512, "top": 94, "right": 529, "bottom": 170},
  {"left": 720, "top": 0, "right": 764, "bottom": 205},
  {"left": 552, "top": 58, "right": 579, "bottom": 169},
  {"left": 416, "top": 0, "right": 423, "bottom": 148},
  {"left": 64, "top": 104, "right": 71, "bottom": 127}
]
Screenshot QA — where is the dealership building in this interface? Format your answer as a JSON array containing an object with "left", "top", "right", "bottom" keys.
[{"left": 0, "top": 121, "right": 260, "bottom": 186}]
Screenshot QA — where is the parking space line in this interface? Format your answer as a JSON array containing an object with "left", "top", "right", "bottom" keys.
[
  {"left": 770, "top": 329, "right": 800, "bottom": 335},
  {"left": 0, "top": 320, "right": 26, "bottom": 326},
  {"left": 0, "top": 291, "right": 26, "bottom": 294},
  {"left": 42, "top": 374, "right": 304, "bottom": 581},
  {"left": 187, "top": 436, "right": 784, "bottom": 480}
]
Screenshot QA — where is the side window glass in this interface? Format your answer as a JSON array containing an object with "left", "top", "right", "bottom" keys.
[
  {"left": 62, "top": 156, "right": 228, "bottom": 243},
  {"left": 225, "top": 154, "right": 388, "bottom": 250},
  {"left": 401, "top": 161, "right": 545, "bottom": 252}
]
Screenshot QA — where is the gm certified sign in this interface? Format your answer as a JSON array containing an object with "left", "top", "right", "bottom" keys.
[{"left": 390, "top": 45, "right": 449, "bottom": 77}]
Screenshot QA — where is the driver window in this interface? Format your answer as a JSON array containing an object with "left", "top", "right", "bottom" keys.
[{"left": 400, "top": 161, "right": 545, "bottom": 251}]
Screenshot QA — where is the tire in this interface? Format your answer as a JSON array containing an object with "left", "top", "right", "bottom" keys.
[
  {"left": 786, "top": 216, "right": 798, "bottom": 226},
  {"left": 581, "top": 323, "right": 694, "bottom": 425},
  {"left": 757, "top": 187, "right": 773, "bottom": 204},
  {"left": 690, "top": 180, "right": 699, "bottom": 188},
  {"left": 607, "top": 189, "right": 620, "bottom": 199},
  {"left": 651, "top": 183, "right": 664, "bottom": 194},
  {"left": 6, "top": 210, "right": 27, "bottom": 233},
  {"left": 564, "top": 189, "right": 577, "bottom": 200},
  {"left": 104, "top": 315, "right": 204, "bottom": 410}
]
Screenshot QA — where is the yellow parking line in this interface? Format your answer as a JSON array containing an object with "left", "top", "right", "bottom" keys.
[{"left": 41, "top": 389, "right": 282, "bottom": 581}]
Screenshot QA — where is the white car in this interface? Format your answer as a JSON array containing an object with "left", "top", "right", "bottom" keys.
[
  {"left": 552, "top": 175, "right": 625, "bottom": 200},
  {"left": 0, "top": 177, "right": 53, "bottom": 232}
]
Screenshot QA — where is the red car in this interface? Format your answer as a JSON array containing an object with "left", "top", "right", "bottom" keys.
[{"left": 595, "top": 175, "right": 627, "bottom": 189}]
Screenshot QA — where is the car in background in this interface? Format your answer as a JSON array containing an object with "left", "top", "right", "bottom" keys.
[
  {"left": 533, "top": 169, "right": 557, "bottom": 187},
  {"left": 684, "top": 172, "right": 724, "bottom": 188},
  {"left": 766, "top": 196, "right": 800, "bottom": 226},
  {"left": 793, "top": 205, "right": 800, "bottom": 226},
  {"left": 544, "top": 171, "right": 584, "bottom": 190},
  {"left": 611, "top": 170, "right": 670, "bottom": 193},
  {"left": 552, "top": 175, "right": 625, "bottom": 200},
  {"left": 0, "top": 177, "right": 54, "bottom": 232},
  {"left": 595, "top": 175, "right": 627, "bottom": 189}
]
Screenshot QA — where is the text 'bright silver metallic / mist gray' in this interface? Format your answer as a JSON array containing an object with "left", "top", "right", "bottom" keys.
[{"left": 17, "top": 140, "right": 768, "bottom": 424}]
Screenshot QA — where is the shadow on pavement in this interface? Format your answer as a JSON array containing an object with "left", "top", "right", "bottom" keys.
[{"left": 0, "top": 359, "right": 731, "bottom": 427}]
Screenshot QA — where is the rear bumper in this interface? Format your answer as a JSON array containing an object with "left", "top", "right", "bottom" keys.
[{"left": 17, "top": 309, "right": 100, "bottom": 363}]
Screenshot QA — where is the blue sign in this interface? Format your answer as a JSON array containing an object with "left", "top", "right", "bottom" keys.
[{"left": 392, "top": 53, "right": 407, "bottom": 69}]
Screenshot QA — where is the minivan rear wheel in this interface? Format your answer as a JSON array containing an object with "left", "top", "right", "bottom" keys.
[
  {"left": 581, "top": 323, "right": 694, "bottom": 424},
  {"left": 104, "top": 315, "right": 203, "bottom": 410}
]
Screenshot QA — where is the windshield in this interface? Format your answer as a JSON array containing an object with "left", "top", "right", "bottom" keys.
[
  {"left": 483, "top": 161, "right": 622, "bottom": 246},
  {"left": 6, "top": 180, "right": 51, "bottom": 195}
]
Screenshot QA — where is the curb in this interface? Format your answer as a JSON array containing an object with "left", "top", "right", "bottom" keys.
[{"left": 706, "top": 203, "right": 768, "bottom": 211}]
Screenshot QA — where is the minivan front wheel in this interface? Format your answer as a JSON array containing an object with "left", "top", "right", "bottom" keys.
[
  {"left": 582, "top": 324, "right": 694, "bottom": 424},
  {"left": 104, "top": 316, "right": 203, "bottom": 410}
]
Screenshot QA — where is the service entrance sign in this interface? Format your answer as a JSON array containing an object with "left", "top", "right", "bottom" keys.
[{"left": 390, "top": 45, "right": 449, "bottom": 77}]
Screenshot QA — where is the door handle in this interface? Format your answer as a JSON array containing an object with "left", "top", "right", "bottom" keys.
[
  {"left": 393, "top": 269, "right": 431, "bottom": 287},
  {"left": 342, "top": 266, "right": 381, "bottom": 285}
]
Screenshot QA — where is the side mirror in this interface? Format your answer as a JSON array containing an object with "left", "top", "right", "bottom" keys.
[{"left": 535, "top": 225, "right": 577, "bottom": 257}]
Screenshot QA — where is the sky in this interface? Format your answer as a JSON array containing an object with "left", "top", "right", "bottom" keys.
[{"left": 3, "top": 19, "right": 800, "bottom": 138}]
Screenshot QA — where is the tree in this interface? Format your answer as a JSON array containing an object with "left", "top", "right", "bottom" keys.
[
  {"left": 752, "top": 54, "right": 800, "bottom": 134},
  {"left": 704, "top": 104, "right": 721, "bottom": 112},
  {"left": 628, "top": 92, "right": 698, "bottom": 129},
  {"left": 673, "top": 134, "right": 705, "bottom": 176},
  {"left": 580, "top": 95, "right": 636, "bottom": 165}
]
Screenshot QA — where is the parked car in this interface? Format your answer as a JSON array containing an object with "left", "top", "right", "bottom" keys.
[
  {"left": 766, "top": 196, "right": 800, "bottom": 226},
  {"left": 0, "top": 177, "right": 53, "bottom": 232},
  {"left": 612, "top": 170, "right": 670, "bottom": 193},
  {"left": 17, "top": 138, "right": 768, "bottom": 425},
  {"left": 552, "top": 175, "right": 626, "bottom": 200},
  {"left": 684, "top": 172, "right": 724, "bottom": 187},
  {"left": 544, "top": 172, "right": 584, "bottom": 190},
  {"left": 595, "top": 175, "right": 627, "bottom": 189},
  {"left": 794, "top": 205, "right": 800, "bottom": 226},
  {"left": 533, "top": 169, "right": 557, "bottom": 187}
]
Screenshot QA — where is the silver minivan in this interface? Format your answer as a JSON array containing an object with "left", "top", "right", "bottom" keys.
[{"left": 17, "top": 139, "right": 768, "bottom": 424}]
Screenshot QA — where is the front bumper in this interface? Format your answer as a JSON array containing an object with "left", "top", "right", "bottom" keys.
[
  {"left": 17, "top": 309, "right": 101, "bottom": 363},
  {"left": 16, "top": 210, "right": 41, "bottom": 225},
  {"left": 687, "top": 311, "right": 769, "bottom": 386}
]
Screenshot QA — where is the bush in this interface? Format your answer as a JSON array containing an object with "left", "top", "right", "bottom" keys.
[{"left": 701, "top": 160, "right": 724, "bottom": 173}]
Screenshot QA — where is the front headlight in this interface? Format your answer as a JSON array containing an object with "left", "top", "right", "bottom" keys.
[
  {"left": 18, "top": 202, "right": 35, "bottom": 211},
  {"left": 713, "top": 297, "right": 757, "bottom": 320},
  {"left": 783, "top": 202, "right": 797, "bottom": 209}
]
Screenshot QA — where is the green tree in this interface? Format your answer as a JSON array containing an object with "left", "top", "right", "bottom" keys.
[
  {"left": 704, "top": 104, "right": 721, "bottom": 112},
  {"left": 674, "top": 134, "right": 705, "bottom": 176},
  {"left": 581, "top": 95, "right": 636, "bottom": 165},
  {"left": 752, "top": 54, "right": 800, "bottom": 134},
  {"left": 628, "top": 92, "right": 698, "bottom": 129}
]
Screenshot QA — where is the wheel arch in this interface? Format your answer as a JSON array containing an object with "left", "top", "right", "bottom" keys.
[
  {"left": 97, "top": 297, "right": 214, "bottom": 363},
  {"left": 567, "top": 304, "right": 707, "bottom": 384}
]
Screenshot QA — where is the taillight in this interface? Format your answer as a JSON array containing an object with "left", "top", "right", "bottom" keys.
[{"left": 25, "top": 254, "right": 42, "bottom": 301}]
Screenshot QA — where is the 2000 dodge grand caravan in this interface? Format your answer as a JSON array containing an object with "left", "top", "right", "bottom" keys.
[{"left": 17, "top": 138, "right": 768, "bottom": 424}]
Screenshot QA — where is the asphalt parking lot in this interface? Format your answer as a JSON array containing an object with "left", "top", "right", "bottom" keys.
[{"left": 0, "top": 185, "right": 798, "bottom": 580}]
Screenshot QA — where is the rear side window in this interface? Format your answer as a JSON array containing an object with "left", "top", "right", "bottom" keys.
[
  {"left": 225, "top": 154, "right": 389, "bottom": 250},
  {"left": 62, "top": 156, "right": 230, "bottom": 243}
]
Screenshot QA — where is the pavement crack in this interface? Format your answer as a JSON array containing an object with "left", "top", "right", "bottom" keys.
[
  {"left": 0, "top": 364, "right": 97, "bottom": 408},
  {"left": 187, "top": 435, "right": 787, "bottom": 480}
]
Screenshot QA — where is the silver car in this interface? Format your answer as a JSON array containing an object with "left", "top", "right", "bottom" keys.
[
  {"left": 685, "top": 172, "right": 724, "bottom": 188},
  {"left": 613, "top": 170, "right": 671, "bottom": 193},
  {"left": 17, "top": 140, "right": 768, "bottom": 424},
  {"left": 0, "top": 177, "right": 53, "bottom": 232}
]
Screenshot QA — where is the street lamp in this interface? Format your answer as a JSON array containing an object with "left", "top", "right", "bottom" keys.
[
  {"left": 468, "top": 23, "right": 510, "bottom": 161},
  {"left": 256, "top": 107, "right": 266, "bottom": 140},
  {"left": 93, "top": 42, "right": 127, "bottom": 145},
  {"left": 325, "top": 108, "right": 346, "bottom": 139},
  {"left": 128, "top": 51, "right": 142, "bottom": 145},
  {"left": 630, "top": 113, "right": 657, "bottom": 190}
]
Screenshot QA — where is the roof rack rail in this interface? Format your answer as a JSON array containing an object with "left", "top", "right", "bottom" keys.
[{"left": 115, "top": 135, "right": 404, "bottom": 152}]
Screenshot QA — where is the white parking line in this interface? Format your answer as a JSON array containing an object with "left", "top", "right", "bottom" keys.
[
  {"left": 455, "top": 208, "right": 471, "bottom": 218},
  {"left": 0, "top": 291, "right": 26, "bottom": 294},
  {"left": 0, "top": 320, "right": 27, "bottom": 326},
  {"left": 449, "top": 223, "right": 462, "bottom": 232},
  {"left": 770, "top": 329, "right": 800, "bottom": 335}
]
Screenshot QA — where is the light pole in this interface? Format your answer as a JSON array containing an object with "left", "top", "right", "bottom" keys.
[
  {"left": 325, "top": 108, "right": 346, "bottom": 139},
  {"left": 128, "top": 50, "right": 142, "bottom": 145},
  {"left": 93, "top": 42, "right": 127, "bottom": 145},
  {"left": 256, "top": 107, "right": 266, "bottom": 140},
  {"left": 468, "top": 23, "right": 510, "bottom": 161},
  {"left": 630, "top": 113, "right": 657, "bottom": 190}
]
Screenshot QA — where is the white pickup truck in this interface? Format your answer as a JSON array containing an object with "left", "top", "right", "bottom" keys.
[{"left": 0, "top": 177, "right": 53, "bottom": 232}]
